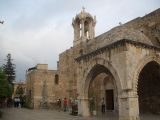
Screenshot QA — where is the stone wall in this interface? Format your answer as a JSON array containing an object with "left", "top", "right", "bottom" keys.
[
  {"left": 58, "top": 47, "right": 78, "bottom": 100},
  {"left": 26, "top": 9, "right": 160, "bottom": 120},
  {"left": 26, "top": 64, "right": 58, "bottom": 109}
]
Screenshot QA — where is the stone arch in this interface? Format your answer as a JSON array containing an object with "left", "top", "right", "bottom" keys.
[
  {"left": 83, "top": 57, "right": 122, "bottom": 99},
  {"left": 133, "top": 55, "right": 160, "bottom": 94},
  {"left": 79, "top": 57, "right": 122, "bottom": 116}
]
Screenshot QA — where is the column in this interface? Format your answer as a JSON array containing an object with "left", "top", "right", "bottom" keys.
[
  {"left": 119, "top": 95, "right": 140, "bottom": 120},
  {"left": 78, "top": 97, "right": 90, "bottom": 116}
]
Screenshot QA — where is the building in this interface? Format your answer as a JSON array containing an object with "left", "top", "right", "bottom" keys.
[
  {"left": 26, "top": 8, "right": 160, "bottom": 120},
  {"left": 12, "top": 81, "right": 26, "bottom": 98},
  {"left": 26, "top": 64, "right": 58, "bottom": 109}
]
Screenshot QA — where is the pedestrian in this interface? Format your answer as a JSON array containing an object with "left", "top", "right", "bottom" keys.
[
  {"left": 14, "top": 97, "right": 17, "bottom": 107},
  {"left": 17, "top": 97, "right": 21, "bottom": 108},
  {"left": 101, "top": 97, "right": 105, "bottom": 113},
  {"left": 68, "top": 98, "right": 71, "bottom": 112},
  {"left": 63, "top": 98, "right": 67, "bottom": 112},
  {"left": 72, "top": 99, "right": 78, "bottom": 115},
  {"left": 57, "top": 98, "right": 61, "bottom": 111}
]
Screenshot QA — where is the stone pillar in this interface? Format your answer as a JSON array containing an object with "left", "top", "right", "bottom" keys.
[
  {"left": 119, "top": 95, "right": 140, "bottom": 120},
  {"left": 78, "top": 97, "right": 90, "bottom": 116}
]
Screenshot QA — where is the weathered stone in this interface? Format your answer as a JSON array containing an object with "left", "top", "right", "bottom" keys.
[{"left": 26, "top": 8, "right": 160, "bottom": 120}]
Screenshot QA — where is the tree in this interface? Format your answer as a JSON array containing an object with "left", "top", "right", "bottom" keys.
[
  {"left": 3, "top": 53, "right": 16, "bottom": 84},
  {"left": 0, "top": 67, "right": 12, "bottom": 107},
  {"left": 16, "top": 86, "right": 24, "bottom": 96},
  {"left": 0, "top": 69, "right": 12, "bottom": 97}
]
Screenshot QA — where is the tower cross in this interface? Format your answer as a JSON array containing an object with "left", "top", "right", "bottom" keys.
[{"left": 82, "top": 7, "right": 85, "bottom": 12}]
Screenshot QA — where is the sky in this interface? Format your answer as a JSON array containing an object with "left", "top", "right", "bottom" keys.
[{"left": 0, "top": 0, "right": 159, "bottom": 81}]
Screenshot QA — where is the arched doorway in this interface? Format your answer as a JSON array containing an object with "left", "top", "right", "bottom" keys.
[
  {"left": 138, "top": 61, "right": 160, "bottom": 115},
  {"left": 86, "top": 64, "right": 118, "bottom": 116}
]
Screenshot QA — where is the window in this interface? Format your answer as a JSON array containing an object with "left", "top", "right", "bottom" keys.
[{"left": 55, "top": 74, "right": 59, "bottom": 85}]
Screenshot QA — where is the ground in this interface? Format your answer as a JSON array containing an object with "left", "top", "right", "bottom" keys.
[{"left": 0, "top": 108, "right": 160, "bottom": 120}]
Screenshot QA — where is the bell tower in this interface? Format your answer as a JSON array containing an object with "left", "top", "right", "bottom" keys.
[{"left": 72, "top": 8, "right": 96, "bottom": 46}]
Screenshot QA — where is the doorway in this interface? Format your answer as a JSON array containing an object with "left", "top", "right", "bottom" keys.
[{"left": 105, "top": 90, "right": 114, "bottom": 110}]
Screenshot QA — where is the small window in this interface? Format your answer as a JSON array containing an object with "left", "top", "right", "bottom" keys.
[
  {"left": 55, "top": 74, "right": 59, "bottom": 85},
  {"left": 79, "top": 49, "right": 83, "bottom": 55}
]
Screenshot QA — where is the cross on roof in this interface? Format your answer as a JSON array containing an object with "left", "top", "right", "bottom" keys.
[{"left": 82, "top": 7, "right": 85, "bottom": 12}]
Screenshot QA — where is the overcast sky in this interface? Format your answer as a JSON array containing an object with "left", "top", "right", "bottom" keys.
[{"left": 0, "top": 0, "right": 159, "bottom": 81}]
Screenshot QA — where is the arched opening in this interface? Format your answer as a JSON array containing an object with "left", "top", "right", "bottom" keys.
[
  {"left": 87, "top": 64, "right": 118, "bottom": 116},
  {"left": 138, "top": 61, "right": 160, "bottom": 114},
  {"left": 80, "top": 23, "right": 82, "bottom": 37},
  {"left": 55, "top": 74, "right": 59, "bottom": 85},
  {"left": 84, "top": 21, "right": 89, "bottom": 38}
]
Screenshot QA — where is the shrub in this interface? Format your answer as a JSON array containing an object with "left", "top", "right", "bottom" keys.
[{"left": 0, "top": 110, "right": 2, "bottom": 118}]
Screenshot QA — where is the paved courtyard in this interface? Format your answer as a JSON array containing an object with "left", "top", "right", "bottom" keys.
[
  {"left": 0, "top": 108, "right": 118, "bottom": 120},
  {"left": 0, "top": 108, "right": 160, "bottom": 120}
]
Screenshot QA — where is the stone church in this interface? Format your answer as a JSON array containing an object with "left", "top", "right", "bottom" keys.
[{"left": 26, "top": 8, "right": 160, "bottom": 120}]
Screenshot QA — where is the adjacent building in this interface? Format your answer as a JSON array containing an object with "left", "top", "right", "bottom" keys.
[
  {"left": 12, "top": 81, "right": 26, "bottom": 98},
  {"left": 26, "top": 64, "right": 58, "bottom": 109}
]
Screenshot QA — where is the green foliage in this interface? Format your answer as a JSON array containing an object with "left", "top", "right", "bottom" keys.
[
  {"left": 16, "top": 86, "right": 24, "bottom": 96},
  {"left": 3, "top": 53, "right": 16, "bottom": 84},
  {"left": 0, "top": 110, "right": 2, "bottom": 118},
  {"left": 0, "top": 68, "right": 12, "bottom": 98},
  {"left": 89, "top": 91, "right": 96, "bottom": 112}
]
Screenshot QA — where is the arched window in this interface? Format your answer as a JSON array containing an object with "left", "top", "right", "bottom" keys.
[
  {"left": 79, "top": 49, "right": 83, "bottom": 55},
  {"left": 55, "top": 74, "right": 59, "bottom": 85}
]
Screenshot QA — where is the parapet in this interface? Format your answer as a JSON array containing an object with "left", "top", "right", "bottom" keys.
[{"left": 36, "top": 64, "right": 48, "bottom": 70}]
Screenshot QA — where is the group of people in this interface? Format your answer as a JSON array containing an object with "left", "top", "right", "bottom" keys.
[
  {"left": 56, "top": 98, "right": 78, "bottom": 115},
  {"left": 14, "top": 97, "right": 21, "bottom": 107},
  {"left": 2, "top": 97, "right": 24, "bottom": 108},
  {"left": 58, "top": 97, "right": 106, "bottom": 115}
]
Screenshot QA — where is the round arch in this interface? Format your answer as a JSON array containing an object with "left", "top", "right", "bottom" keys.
[{"left": 132, "top": 55, "right": 160, "bottom": 94}]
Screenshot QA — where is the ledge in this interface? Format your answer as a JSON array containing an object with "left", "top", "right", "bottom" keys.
[{"left": 75, "top": 39, "right": 160, "bottom": 61}]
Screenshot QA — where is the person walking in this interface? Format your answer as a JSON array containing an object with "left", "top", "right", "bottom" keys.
[
  {"left": 57, "top": 98, "right": 61, "bottom": 111},
  {"left": 68, "top": 98, "right": 71, "bottom": 112},
  {"left": 14, "top": 97, "right": 17, "bottom": 107},
  {"left": 101, "top": 98, "right": 105, "bottom": 114},
  {"left": 17, "top": 97, "right": 21, "bottom": 108},
  {"left": 63, "top": 98, "right": 67, "bottom": 112}
]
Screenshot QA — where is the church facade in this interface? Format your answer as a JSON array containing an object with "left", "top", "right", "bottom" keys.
[{"left": 26, "top": 8, "right": 160, "bottom": 120}]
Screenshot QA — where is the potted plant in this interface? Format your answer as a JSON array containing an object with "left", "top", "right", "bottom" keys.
[{"left": 89, "top": 96, "right": 96, "bottom": 116}]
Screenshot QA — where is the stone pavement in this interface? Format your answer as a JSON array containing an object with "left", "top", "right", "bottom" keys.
[
  {"left": 0, "top": 108, "right": 118, "bottom": 120},
  {"left": 0, "top": 108, "right": 160, "bottom": 120}
]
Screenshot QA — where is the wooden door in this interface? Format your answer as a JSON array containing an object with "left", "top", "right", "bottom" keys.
[{"left": 105, "top": 90, "right": 114, "bottom": 110}]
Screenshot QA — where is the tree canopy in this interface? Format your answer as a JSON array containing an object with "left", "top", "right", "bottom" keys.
[
  {"left": 0, "top": 68, "right": 12, "bottom": 98},
  {"left": 3, "top": 53, "right": 16, "bottom": 84},
  {"left": 16, "top": 86, "right": 24, "bottom": 96}
]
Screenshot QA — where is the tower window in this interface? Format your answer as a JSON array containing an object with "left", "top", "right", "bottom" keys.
[
  {"left": 80, "top": 23, "right": 82, "bottom": 37},
  {"left": 79, "top": 49, "right": 83, "bottom": 55},
  {"left": 55, "top": 74, "right": 59, "bottom": 85}
]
